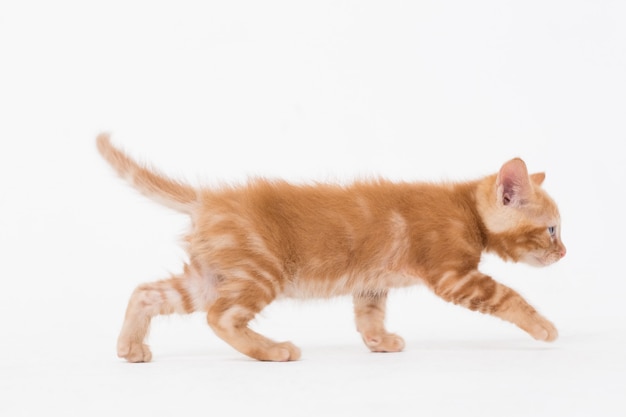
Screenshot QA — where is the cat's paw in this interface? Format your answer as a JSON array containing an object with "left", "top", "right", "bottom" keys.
[
  {"left": 528, "top": 316, "right": 558, "bottom": 342},
  {"left": 363, "top": 333, "right": 406, "bottom": 353},
  {"left": 265, "top": 341, "right": 302, "bottom": 362},
  {"left": 118, "top": 340, "right": 153, "bottom": 363}
]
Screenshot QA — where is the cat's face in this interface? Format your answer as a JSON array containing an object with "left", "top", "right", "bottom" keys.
[
  {"left": 514, "top": 205, "right": 566, "bottom": 267},
  {"left": 479, "top": 159, "right": 566, "bottom": 267}
]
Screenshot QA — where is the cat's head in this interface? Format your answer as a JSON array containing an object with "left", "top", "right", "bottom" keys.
[{"left": 478, "top": 158, "right": 566, "bottom": 267}]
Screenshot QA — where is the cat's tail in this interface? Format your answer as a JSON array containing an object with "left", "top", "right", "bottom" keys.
[{"left": 96, "top": 133, "right": 198, "bottom": 214}]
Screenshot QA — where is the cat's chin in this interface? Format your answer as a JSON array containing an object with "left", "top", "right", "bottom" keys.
[
  {"left": 522, "top": 253, "right": 560, "bottom": 267},
  {"left": 521, "top": 257, "right": 545, "bottom": 268}
]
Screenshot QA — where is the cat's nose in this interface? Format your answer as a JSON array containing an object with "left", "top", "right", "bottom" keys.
[{"left": 559, "top": 245, "right": 567, "bottom": 258}]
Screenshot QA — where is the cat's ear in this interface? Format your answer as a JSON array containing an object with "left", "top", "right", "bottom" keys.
[
  {"left": 496, "top": 158, "right": 532, "bottom": 207},
  {"left": 530, "top": 172, "right": 545, "bottom": 186}
]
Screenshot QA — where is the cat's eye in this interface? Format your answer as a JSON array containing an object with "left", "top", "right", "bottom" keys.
[{"left": 548, "top": 226, "right": 556, "bottom": 237}]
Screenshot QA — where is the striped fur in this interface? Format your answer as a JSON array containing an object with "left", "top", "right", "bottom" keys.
[{"left": 98, "top": 134, "right": 566, "bottom": 362}]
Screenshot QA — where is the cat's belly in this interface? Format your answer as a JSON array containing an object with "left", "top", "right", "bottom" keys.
[{"left": 281, "top": 272, "right": 420, "bottom": 299}]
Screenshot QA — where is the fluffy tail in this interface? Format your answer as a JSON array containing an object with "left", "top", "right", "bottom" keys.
[{"left": 96, "top": 133, "right": 198, "bottom": 214}]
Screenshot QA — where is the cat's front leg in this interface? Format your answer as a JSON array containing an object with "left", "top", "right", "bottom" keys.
[
  {"left": 353, "top": 291, "right": 405, "bottom": 352},
  {"left": 431, "top": 270, "right": 558, "bottom": 341}
]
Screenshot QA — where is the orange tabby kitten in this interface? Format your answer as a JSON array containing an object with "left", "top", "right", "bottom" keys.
[{"left": 97, "top": 134, "right": 566, "bottom": 362}]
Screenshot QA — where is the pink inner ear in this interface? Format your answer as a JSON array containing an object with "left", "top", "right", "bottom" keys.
[{"left": 497, "top": 158, "right": 531, "bottom": 206}]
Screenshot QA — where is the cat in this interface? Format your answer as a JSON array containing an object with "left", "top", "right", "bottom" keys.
[{"left": 97, "top": 133, "right": 566, "bottom": 362}]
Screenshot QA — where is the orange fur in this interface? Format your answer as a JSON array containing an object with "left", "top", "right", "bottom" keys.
[{"left": 97, "top": 134, "right": 566, "bottom": 362}]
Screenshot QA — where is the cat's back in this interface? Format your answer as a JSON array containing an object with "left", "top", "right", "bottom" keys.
[
  {"left": 192, "top": 178, "right": 482, "bottom": 250},
  {"left": 194, "top": 177, "right": 479, "bottom": 224}
]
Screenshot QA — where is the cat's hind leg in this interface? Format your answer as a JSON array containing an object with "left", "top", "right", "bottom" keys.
[
  {"left": 207, "top": 272, "right": 301, "bottom": 362},
  {"left": 117, "top": 272, "right": 204, "bottom": 363},
  {"left": 353, "top": 291, "right": 405, "bottom": 353}
]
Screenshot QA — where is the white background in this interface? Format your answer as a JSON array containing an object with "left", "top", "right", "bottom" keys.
[{"left": 1, "top": 1, "right": 625, "bottom": 416}]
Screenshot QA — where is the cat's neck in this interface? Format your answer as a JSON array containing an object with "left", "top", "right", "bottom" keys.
[{"left": 455, "top": 180, "right": 491, "bottom": 250}]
